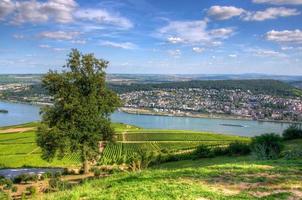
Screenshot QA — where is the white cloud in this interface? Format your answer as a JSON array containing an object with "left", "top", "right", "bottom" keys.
[
  {"left": 0, "top": 0, "right": 14, "bottom": 20},
  {"left": 207, "top": 6, "right": 245, "bottom": 20},
  {"left": 167, "top": 49, "right": 181, "bottom": 57},
  {"left": 167, "top": 37, "right": 183, "bottom": 44},
  {"left": 158, "top": 20, "right": 233, "bottom": 45},
  {"left": 75, "top": 9, "right": 133, "bottom": 29},
  {"left": 249, "top": 48, "right": 287, "bottom": 57},
  {"left": 252, "top": 0, "right": 302, "bottom": 5},
  {"left": 10, "top": 0, "right": 76, "bottom": 24},
  {"left": 100, "top": 41, "right": 137, "bottom": 49},
  {"left": 13, "top": 34, "right": 24, "bottom": 39},
  {"left": 39, "top": 44, "right": 51, "bottom": 48},
  {"left": 71, "top": 40, "right": 86, "bottom": 44},
  {"left": 229, "top": 54, "right": 237, "bottom": 58},
  {"left": 39, "top": 44, "right": 67, "bottom": 51},
  {"left": 243, "top": 7, "right": 300, "bottom": 21},
  {"left": 266, "top": 29, "right": 302, "bottom": 43},
  {"left": 40, "top": 31, "right": 80, "bottom": 40},
  {"left": 192, "top": 47, "right": 204, "bottom": 53},
  {"left": 0, "top": 1, "right": 133, "bottom": 30}
]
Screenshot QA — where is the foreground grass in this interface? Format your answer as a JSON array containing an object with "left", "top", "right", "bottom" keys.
[{"left": 40, "top": 156, "right": 302, "bottom": 200}]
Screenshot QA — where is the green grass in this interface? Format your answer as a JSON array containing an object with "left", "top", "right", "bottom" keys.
[
  {"left": 40, "top": 155, "right": 302, "bottom": 200},
  {"left": 0, "top": 122, "right": 249, "bottom": 168}
]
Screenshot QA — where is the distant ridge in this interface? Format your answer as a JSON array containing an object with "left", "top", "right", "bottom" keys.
[{"left": 109, "top": 79, "right": 302, "bottom": 97}]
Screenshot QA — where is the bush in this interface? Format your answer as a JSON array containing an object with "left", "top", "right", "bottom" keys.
[
  {"left": 26, "top": 186, "right": 36, "bottom": 196},
  {"left": 13, "top": 174, "right": 39, "bottom": 184},
  {"left": 227, "top": 141, "right": 251, "bottom": 156},
  {"left": 251, "top": 133, "right": 284, "bottom": 160},
  {"left": 127, "top": 151, "right": 157, "bottom": 171},
  {"left": 282, "top": 124, "right": 302, "bottom": 140},
  {"left": 11, "top": 186, "right": 18, "bottom": 193},
  {"left": 48, "top": 178, "right": 72, "bottom": 191},
  {"left": 283, "top": 149, "right": 302, "bottom": 160},
  {"left": 2, "top": 179, "right": 13, "bottom": 190},
  {"left": 93, "top": 168, "right": 101, "bottom": 177},
  {"left": 193, "top": 145, "right": 214, "bottom": 159}
]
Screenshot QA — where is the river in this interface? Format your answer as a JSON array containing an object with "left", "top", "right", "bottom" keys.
[{"left": 0, "top": 101, "right": 292, "bottom": 137}]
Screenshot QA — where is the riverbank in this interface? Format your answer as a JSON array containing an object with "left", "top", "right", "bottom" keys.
[{"left": 120, "top": 107, "right": 300, "bottom": 124}]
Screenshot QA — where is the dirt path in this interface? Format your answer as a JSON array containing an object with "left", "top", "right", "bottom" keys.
[{"left": 0, "top": 127, "right": 35, "bottom": 134}]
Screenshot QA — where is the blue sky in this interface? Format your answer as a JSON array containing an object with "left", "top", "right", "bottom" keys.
[{"left": 0, "top": 0, "right": 302, "bottom": 74}]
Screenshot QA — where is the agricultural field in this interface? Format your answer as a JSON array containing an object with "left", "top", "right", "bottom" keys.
[{"left": 0, "top": 122, "right": 249, "bottom": 168}]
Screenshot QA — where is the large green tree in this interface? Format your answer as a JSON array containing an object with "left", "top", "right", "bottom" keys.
[{"left": 37, "top": 49, "right": 120, "bottom": 173}]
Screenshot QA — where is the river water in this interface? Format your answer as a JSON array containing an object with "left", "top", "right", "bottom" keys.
[{"left": 0, "top": 101, "right": 292, "bottom": 137}]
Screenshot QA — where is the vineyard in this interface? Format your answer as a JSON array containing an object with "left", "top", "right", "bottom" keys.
[
  {"left": 0, "top": 122, "right": 249, "bottom": 168},
  {"left": 100, "top": 127, "right": 249, "bottom": 165}
]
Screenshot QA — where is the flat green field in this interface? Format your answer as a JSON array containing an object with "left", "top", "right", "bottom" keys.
[{"left": 0, "top": 122, "right": 248, "bottom": 168}]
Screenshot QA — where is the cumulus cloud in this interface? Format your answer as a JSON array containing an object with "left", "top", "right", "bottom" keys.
[
  {"left": 40, "top": 31, "right": 80, "bottom": 40},
  {"left": 207, "top": 6, "right": 245, "bottom": 20},
  {"left": 266, "top": 29, "right": 302, "bottom": 43},
  {"left": 243, "top": 7, "right": 300, "bottom": 21},
  {"left": 100, "top": 41, "right": 137, "bottom": 49},
  {"left": 0, "top": 0, "right": 14, "bottom": 20},
  {"left": 167, "top": 37, "right": 183, "bottom": 44},
  {"left": 158, "top": 20, "right": 233, "bottom": 45},
  {"left": 167, "top": 49, "right": 181, "bottom": 57},
  {"left": 252, "top": 0, "right": 302, "bottom": 5},
  {"left": 192, "top": 47, "right": 204, "bottom": 53},
  {"left": 229, "top": 54, "right": 237, "bottom": 58},
  {"left": 0, "top": 0, "right": 133, "bottom": 30},
  {"left": 74, "top": 9, "right": 133, "bottom": 29},
  {"left": 9, "top": 0, "right": 77, "bottom": 24}
]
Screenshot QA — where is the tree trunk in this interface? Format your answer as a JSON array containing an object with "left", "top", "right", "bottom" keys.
[{"left": 83, "top": 159, "right": 89, "bottom": 174}]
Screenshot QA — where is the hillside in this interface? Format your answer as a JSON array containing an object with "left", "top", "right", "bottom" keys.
[
  {"left": 0, "top": 123, "right": 247, "bottom": 168},
  {"left": 42, "top": 148, "right": 302, "bottom": 200},
  {"left": 110, "top": 79, "right": 302, "bottom": 97}
]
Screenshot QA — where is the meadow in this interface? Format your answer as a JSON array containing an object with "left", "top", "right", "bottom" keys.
[{"left": 42, "top": 152, "right": 302, "bottom": 200}]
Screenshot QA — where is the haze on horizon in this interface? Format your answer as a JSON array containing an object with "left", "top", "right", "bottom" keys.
[{"left": 0, "top": 0, "right": 302, "bottom": 75}]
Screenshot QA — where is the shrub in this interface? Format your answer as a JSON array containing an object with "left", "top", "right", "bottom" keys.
[
  {"left": 26, "top": 186, "right": 36, "bottom": 196},
  {"left": 2, "top": 179, "right": 13, "bottom": 190},
  {"left": 13, "top": 174, "right": 38, "bottom": 184},
  {"left": 48, "top": 178, "right": 72, "bottom": 191},
  {"left": 282, "top": 124, "right": 302, "bottom": 140},
  {"left": 283, "top": 149, "right": 302, "bottom": 160},
  {"left": 227, "top": 141, "right": 251, "bottom": 156},
  {"left": 128, "top": 151, "right": 157, "bottom": 171},
  {"left": 11, "top": 186, "right": 18, "bottom": 193},
  {"left": 54, "top": 171, "right": 62, "bottom": 178},
  {"left": 193, "top": 145, "right": 213, "bottom": 159},
  {"left": 251, "top": 133, "right": 284, "bottom": 160},
  {"left": 93, "top": 168, "right": 101, "bottom": 177}
]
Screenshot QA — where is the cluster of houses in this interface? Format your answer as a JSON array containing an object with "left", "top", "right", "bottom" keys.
[{"left": 120, "top": 88, "right": 302, "bottom": 121}]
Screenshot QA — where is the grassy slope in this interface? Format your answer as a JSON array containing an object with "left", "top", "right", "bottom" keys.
[
  {"left": 41, "top": 152, "right": 302, "bottom": 200},
  {"left": 0, "top": 123, "right": 248, "bottom": 168}
]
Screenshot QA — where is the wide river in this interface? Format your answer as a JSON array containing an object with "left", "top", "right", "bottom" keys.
[{"left": 0, "top": 101, "right": 293, "bottom": 137}]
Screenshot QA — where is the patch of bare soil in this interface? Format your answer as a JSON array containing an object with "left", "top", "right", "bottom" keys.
[{"left": 0, "top": 127, "right": 35, "bottom": 134}]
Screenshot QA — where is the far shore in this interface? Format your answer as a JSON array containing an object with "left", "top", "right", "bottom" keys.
[
  {"left": 120, "top": 107, "right": 301, "bottom": 124},
  {"left": 1, "top": 99, "right": 301, "bottom": 124}
]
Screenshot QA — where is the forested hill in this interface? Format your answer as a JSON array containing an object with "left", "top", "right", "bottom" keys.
[{"left": 109, "top": 79, "right": 302, "bottom": 97}]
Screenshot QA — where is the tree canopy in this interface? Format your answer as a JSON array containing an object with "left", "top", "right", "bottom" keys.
[{"left": 37, "top": 49, "right": 120, "bottom": 173}]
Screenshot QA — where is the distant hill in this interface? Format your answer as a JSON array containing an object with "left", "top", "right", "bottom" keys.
[
  {"left": 289, "top": 81, "right": 302, "bottom": 89},
  {"left": 109, "top": 79, "right": 302, "bottom": 97}
]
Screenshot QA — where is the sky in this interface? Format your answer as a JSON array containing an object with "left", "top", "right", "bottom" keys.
[{"left": 0, "top": 0, "right": 302, "bottom": 75}]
